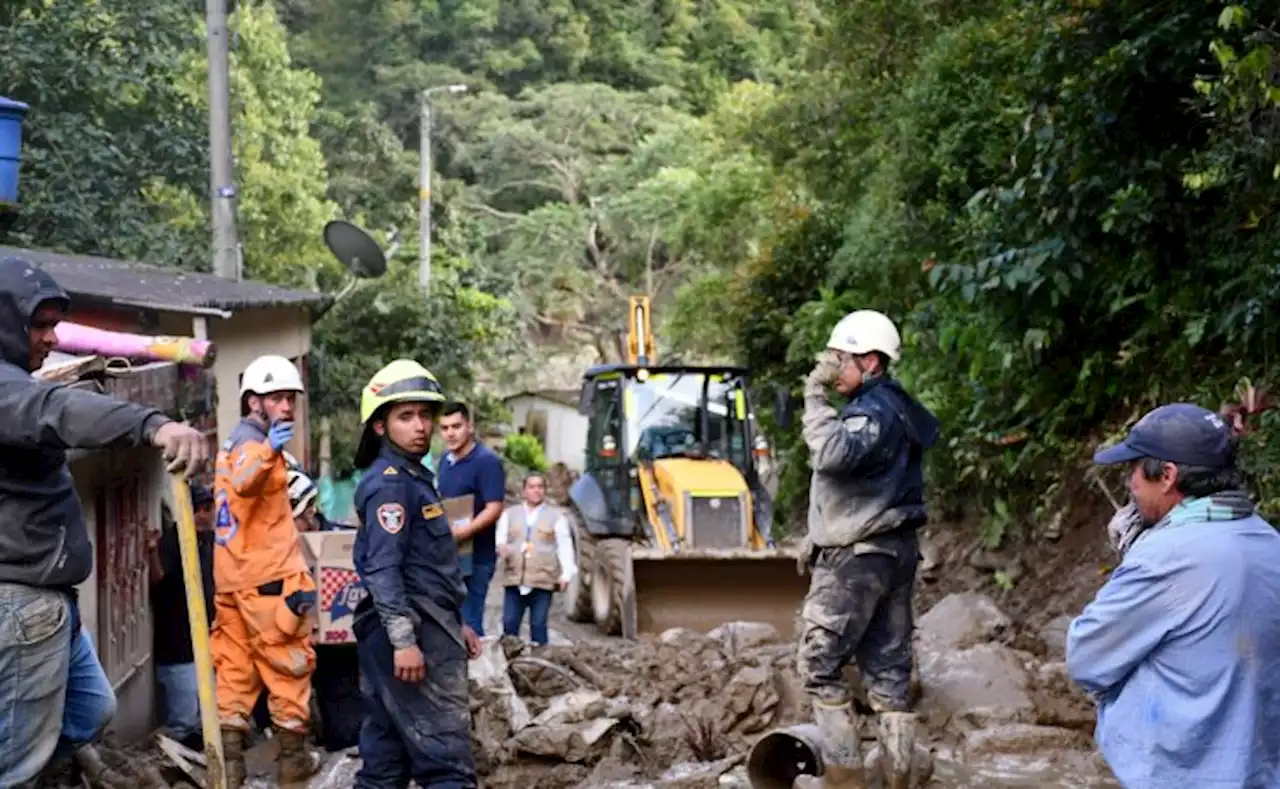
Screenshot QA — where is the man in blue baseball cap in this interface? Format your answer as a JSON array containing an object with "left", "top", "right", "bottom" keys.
[{"left": 1067, "top": 402, "right": 1280, "bottom": 788}]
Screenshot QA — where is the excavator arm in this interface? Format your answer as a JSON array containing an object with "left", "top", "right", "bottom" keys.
[{"left": 627, "top": 295, "right": 657, "bottom": 366}]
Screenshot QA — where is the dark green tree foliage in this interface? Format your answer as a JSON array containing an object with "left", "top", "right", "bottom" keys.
[
  {"left": 706, "top": 0, "right": 1280, "bottom": 526},
  {"left": 282, "top": 0, "right": 814, "bottom": 120},
  {"left": 309, "top": 251, "right": 516, "bottom": 475},
  {"left": 2, "top": 0, "right": 207, "bottom": 264},
  {"left": 9, "top": 0, "right": 1280, "bottom": 527}
]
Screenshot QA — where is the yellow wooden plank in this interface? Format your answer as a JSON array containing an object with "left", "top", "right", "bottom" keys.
[{"left": 170, "top": 476, "right": 227, "bottom": 789}]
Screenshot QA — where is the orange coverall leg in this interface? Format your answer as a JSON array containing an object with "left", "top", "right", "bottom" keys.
[{"left": 211, "top": 572, "right": 317, "bottom": 732}]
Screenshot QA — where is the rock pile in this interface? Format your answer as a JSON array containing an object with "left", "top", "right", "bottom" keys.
[
  {"left": 472, "top": 622, "right": 802, "bottom": 788},
  {"left": 475, "top": 594, "right": 1120, "bottom": 789}
]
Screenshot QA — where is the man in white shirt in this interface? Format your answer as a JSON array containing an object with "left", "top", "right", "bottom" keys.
[{"left": 496, "top": 473, "right": 577, "bottom": 645}]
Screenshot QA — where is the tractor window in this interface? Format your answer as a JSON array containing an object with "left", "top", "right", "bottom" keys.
[
  {"left": 586, "top": 380, "right": 622, "bottom": 472},
  {"left": 722, "top": 381, "right": 752, "bottom": 472},
  {"left": 586, "top": 379, "right": 625, "bottom": 516},
  {"left": 627, "top": 373, "right": 741, "bottom": 462}
]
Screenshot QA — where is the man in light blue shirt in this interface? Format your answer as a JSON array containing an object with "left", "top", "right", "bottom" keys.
[{"left": 1068, "top": 402, "right": 1280, "bottom": 789}]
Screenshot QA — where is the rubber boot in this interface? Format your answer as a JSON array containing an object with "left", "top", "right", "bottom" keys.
[
  {"left": 877, "top": 712, "right": 928, "bottom": 789},
  {"left": 276, "top": 727, "right": 322, "bottom": 788},
  {"left": 220, "top": 728, "right": 247, "bottom": 789},
  {"left": 793, "top": 700, "right": 868, "bottom": 788}
]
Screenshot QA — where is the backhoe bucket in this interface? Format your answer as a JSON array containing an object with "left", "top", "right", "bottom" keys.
[{"left": 630, "top": 547, "right": 809, "bottom": 638}]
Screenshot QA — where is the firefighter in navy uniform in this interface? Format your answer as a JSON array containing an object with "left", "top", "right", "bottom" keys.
[{"left": 350, "top": 359, "right": 482, "bottom": 789}]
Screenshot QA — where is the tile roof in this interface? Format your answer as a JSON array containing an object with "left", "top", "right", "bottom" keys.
[{"left": 0, "top": 245, "right": 329, "bottom": 313}]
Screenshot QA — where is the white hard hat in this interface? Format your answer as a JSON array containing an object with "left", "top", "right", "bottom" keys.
[
  {"left": 239, "top": 354, "right": 304, "bottom": 398},
  {"left": 826, "top": 310, "right": 902, "bottom": 362},
  {"left": 287, "top": 469, "right": 318, "bottom": 519}
]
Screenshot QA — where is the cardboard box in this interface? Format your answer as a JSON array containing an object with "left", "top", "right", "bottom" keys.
[
  {"left": 302, "top": 530, "right": 365, "bottom": 645},
  {"left": 301, "top": 494, "right": 474, "bottom": 645}
]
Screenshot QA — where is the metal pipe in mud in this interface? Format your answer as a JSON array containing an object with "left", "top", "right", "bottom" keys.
[{"left": 747, "top": 723, "right": 825, "bottom": 788}]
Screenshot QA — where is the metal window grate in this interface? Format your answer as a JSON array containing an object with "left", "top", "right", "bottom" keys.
[{"left": 686, "top": 494, "right": 746, "bottom": 549}]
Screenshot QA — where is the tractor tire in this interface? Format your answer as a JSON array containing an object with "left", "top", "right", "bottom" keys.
[
  {"left": 591, "top": 538, "right": 636, "bottom": 639},
  {"left": 563, "top": 514, "right": 595, "bottom": 624}
]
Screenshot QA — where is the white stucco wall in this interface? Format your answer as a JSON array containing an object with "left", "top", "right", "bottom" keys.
[
  {"left": 208, "top": 307, "right": 313, "bottom": 453},
  {"left": 159, "top": 306, "right": 314, "bottom": 462},
  {"left": 505, "top": 395, "right": 588, "bottom": 472}
]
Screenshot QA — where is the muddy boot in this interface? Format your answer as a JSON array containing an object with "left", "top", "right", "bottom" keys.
[
  {"left": 276, "top": 727, "right": 322, "bottom": 788},
  {"left": 877, "top": 712, "right": 929, "bottom": 789},
  {"left": 798, "top": 700, "right": 868, "bottom": 788},
  {"left": 220, "top": 727, "right": 247, "bottom": 789}
]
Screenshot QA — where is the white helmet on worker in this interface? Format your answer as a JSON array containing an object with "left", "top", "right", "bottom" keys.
[
  {"left": 240, "top": 354, "right": 305, "bottom": 398},
  {"left": 826, "top": 310, "right": 902, "bottom": 362},
  {"left": 287, "top": 468, "right": 318, "bottom": 519}
]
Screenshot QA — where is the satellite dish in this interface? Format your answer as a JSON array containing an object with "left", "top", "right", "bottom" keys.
[{"left": 324, "top": 220, "right": 387, "bottom": 279}]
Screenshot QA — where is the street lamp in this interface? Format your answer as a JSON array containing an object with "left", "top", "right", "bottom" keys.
[{"left": 419, "top": 83, "right": 468, "bottom": 292}]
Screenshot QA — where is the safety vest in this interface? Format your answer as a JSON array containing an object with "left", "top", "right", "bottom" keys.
[{"left": 501, "top": 504, "right": 561, "bottom": 591}]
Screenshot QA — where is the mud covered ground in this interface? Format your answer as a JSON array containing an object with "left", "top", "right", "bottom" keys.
[
  {"left": 469, "top": 480, "right": 1125, "bottom": 788},
  {"left": 37, "top": 482, "right": 1124, "bottom": 789}
]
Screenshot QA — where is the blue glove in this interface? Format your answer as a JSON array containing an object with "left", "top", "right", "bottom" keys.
[{"left": 268, "top": 421, "right": 294, "bottom": 452}]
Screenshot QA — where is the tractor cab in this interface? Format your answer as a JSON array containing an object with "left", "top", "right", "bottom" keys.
[{"left": 578, "top": 363, "right": 772, "bottom": 545}]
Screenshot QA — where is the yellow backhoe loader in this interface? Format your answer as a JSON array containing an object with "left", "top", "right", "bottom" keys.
[{"left": 561, "top": 296, "right": 808, "bottom": 640}]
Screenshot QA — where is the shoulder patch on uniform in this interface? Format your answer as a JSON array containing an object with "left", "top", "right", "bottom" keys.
[
  {"left": 843, "top": 415, "right": 870, "bottom": 433},
  {"left": 377, "top": 503, "right": 406, "bottom": 534},
  {"left": 214, "top": 490, "right": 238, "bottom": 546},
  {"left": 422, "top": 503, "right": 444, "bottom": 520},
  {"left": 382, "top": 466, "right": 398, "bottom": 475},
  {"left": 844, "top": 414, "right": 883, "bottom": 443}
]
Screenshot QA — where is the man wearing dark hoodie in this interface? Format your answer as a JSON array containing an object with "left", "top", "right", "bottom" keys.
[
  {"left": 794, "top": 310, "right": 940, "bottom": 789},
  {"left": 0, "top": 256, "right": 208, "bottom": 788}
]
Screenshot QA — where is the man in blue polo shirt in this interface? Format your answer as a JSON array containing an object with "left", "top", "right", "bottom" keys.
[
  {"left": 1068, "top": 402, "right": 1280, "bottom": 788},
  {"left": 437, "top": 402, "right": 506, "bottom": 636}
]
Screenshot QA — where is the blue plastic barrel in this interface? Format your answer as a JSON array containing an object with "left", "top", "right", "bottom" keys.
[{"left": 0, "top": 97, "right": 31, "bottom": 208}]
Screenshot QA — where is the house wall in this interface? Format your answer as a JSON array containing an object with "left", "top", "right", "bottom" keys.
[
  {"left": 505, "top": 395, "right": 588, "bottom": 472},
  {"left": 157, "top": 307, "right": 314, "bottom": 467},
  {"left": 67, "top": 303, "right": 314, "bottom": 465},
  {"left": 72, "top": 447, "right": 167, "bottom": 745}
]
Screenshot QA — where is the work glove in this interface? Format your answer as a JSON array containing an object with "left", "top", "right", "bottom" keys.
[
  {"left": 268, "top": 421, "right": 295, "bottom": 452},
  {"left": 1106, "top": 502, "right": 1146, "bottom": 557},
  {"left": 804, "top": 352, "right": 841, "bottom": 397}
]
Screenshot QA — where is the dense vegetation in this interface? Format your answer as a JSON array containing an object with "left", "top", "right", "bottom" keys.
[{"left": 4, "top": 0, "right": 1278, "bottom": 537}]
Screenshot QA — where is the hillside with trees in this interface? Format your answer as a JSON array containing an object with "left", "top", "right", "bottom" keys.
[{"left": 4, "top": 0, "right": 1278, "bottom": 548}]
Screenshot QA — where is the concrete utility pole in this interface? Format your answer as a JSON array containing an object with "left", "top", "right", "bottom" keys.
[
  {"left": 418, "top": 84, "right": 468, "bottom": 291},
  {"left": 207, "top": 0, "right": 241, "bottom": 280}
]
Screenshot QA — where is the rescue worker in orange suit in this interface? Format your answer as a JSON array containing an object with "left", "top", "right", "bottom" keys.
[
  {"left": 212, "top": 354, "right": 320, "bottom": 789},
  {"left": 350, "top": 359, "right": 483, "bottom": 789}
]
